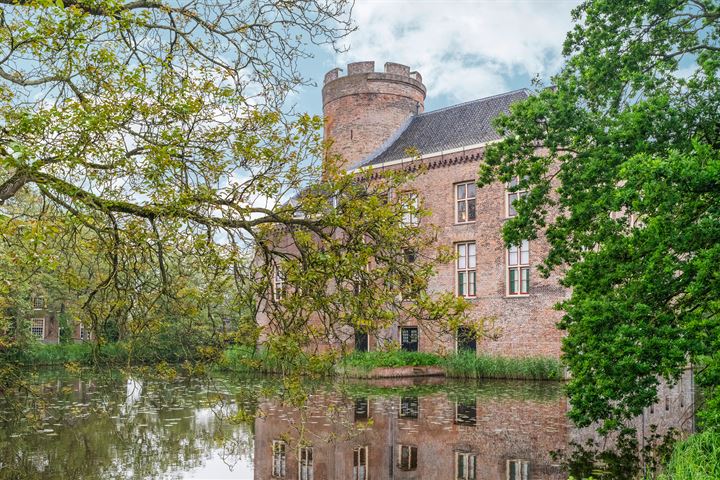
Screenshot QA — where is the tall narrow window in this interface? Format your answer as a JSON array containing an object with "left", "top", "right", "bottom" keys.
[
  {"left": 30, "top": 318, "right": 45, "bottom": 339},
  {"left": 354, "top": 331, "right": 369, "bottom": 352},
  {"left": 506, "top": 176, "right": 527, "bottom": 218},
  {"left": 457, "top": 242, "right": 477, "bottom": 297},
  {"left": 456, "top": 452, "right": 477, "bottom": 480},
  {"left": 352, "top": 446, "right": 369, "bottom": 480},
  {"left": 400, "top": 327, "right": 419, "bottom": 352},
  {"left": 401, "top": 192, "right": 420, "bottom": 226},
  {"left": 299, "top": 447, "right": 313, "bottom": 480},
  {"left": 397, "top": 444, "right": 418, "bottom": 471},
  {"left": 271, "top": 440, "right": 287, "bottom": 478},
  {"left": 79, "top": 324, "right": 90, "bottom": 341},
  {"left": 507, "top": 240, "right": 530, "bottom": 296},
  {"left": 455, "top": 182, "right": 477, "bottom": 223},
  {"left": 273, "top": 267, "right": 285, "bottom": 301},
  {"left": 354, "top": 398, "right": 369, "bottom": 421},
  {"left": 33, "top": 296, "right": 45, "bottom": 310},
  {"left": 399, "top": 396, "right": 419, "bottom": 419},
  {"left": 507, "top": 459, "right": 529, "bottom": 480}
]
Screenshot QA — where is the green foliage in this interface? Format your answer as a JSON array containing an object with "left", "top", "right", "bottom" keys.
[
  {"left": 0, "top": 0, "right": 466, "bottom": 386},
  {"left": 336, "top": 350, "right": 562, "bottom": 380},
  {"left": 479, "top": 0, "right": 720, "bottom": 430},
  {"left": 442, "top": 351, "right": 563, "bottom": 381},
  {"left": 555, "top": 427, "right": 678, "bottom": 480},
  {"left": 340, "top": 350, "right": 442, "bottom": 370},
  {"left": 660, "top": 431, "right": 720, "bottom": 480}
]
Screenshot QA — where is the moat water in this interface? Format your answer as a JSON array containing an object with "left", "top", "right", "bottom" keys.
[{"left": 0, "top": 369, "right": 695, "bottom": 479}]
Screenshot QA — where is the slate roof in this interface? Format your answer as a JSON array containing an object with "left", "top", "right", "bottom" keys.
[{"left": 352, "top": 88, "right": 529, "bottom": 169}]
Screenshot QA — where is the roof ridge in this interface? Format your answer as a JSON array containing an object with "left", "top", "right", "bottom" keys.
[{"left": 417, "top": 88, "right": 530, "bottom": 117}]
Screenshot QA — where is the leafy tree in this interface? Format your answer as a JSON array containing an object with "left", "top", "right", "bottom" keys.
[
  {"left": 479, "top": 0, "right": 720, "bottom": 430},
  {"left": 0, "top": 0, "right": 468, "bottom": 375}
]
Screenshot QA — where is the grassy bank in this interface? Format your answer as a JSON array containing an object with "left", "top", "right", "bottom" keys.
[
  {"left": 17, "top": 344, "right": 564, "bottom": 381},
  {"left": 7, "top": 342, "right": 127, "bottom": 366},
  {"left": 7, "top": 341, "right": 213, "bottom": 367},
  {"left": 338, "top": 350, "right": 563, "bottom": 381},
  {"left": 660, "top": 431, "right": 720, "bottom": 479},
  {"left": 221, "top": 347, "right": 563, "bottom": 380}
]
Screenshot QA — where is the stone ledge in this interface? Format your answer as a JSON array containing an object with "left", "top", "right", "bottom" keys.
[{"left": 364, "top": 365, "right": 445, "bottom": 378}]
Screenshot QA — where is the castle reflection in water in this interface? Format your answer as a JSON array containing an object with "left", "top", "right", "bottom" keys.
[{"left": 254, "top": 374, "right": 695, "bottom": 480}]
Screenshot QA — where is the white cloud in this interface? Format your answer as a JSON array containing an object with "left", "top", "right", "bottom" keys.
[{"left": 336, "top": 0, "right": 580, "bottom": 103}]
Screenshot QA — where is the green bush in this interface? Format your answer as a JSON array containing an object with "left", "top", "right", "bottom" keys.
[
  {"left": 340, "top": 350, "right": 441, "bottom": 371},
  {"left": 660, "top": 431, "right": 720, "bottom": 479}
]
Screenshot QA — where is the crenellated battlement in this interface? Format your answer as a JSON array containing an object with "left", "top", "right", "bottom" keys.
[
  {"left": 323, "top": 61, "right": 423, "bottom": 85},
  {"left": 322, "top": 60, "right": 426, "bottom": 171}
]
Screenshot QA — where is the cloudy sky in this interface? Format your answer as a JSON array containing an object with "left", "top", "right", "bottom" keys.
[{"left": 293, "top": 0, "right": 580, "bottom": 115}]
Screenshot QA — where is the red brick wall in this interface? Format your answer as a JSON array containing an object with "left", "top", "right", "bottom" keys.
[
  {"left": 364, "top": 148, "right": 568, "bottom": 359},
  {"left": 322, "top": 61, "right": 426, "bottom": 171}
]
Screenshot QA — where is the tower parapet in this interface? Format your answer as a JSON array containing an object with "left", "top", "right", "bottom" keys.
[{"left": 322, "top": 61, "right": 426, "bottom": 171}]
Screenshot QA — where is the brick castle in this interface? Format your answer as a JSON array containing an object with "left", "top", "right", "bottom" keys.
[{"left": 317, "top": 61, "right": 566, "bottom": 358}]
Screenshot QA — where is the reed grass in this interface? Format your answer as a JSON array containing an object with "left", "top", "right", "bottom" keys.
[
  {"left": 659, "top": 431, "right": 720, "bottom": 479},
  {"left": 441, "top": 351, "right": 563, "bottom": 381}
]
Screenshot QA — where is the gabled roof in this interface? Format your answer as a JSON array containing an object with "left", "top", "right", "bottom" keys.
[{"left": 352, "top": 88, "right": 529, "bottom": 169}]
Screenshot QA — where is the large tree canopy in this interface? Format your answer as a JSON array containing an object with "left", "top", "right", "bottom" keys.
[
  {"left": 0, "top": 0, "right": 470, "bottom": 376},
  {"left": 480, "top": 0, "right": 720, "bottom": 429}
]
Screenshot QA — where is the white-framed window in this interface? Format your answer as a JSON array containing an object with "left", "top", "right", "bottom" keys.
[
  {"left": 30, "top": 318, "right": 45, "bottom": 339},
  {"left": 397, "top": 444, "right": 418, "bottom": 471},
  {"left": 33, "top": 296, "right": 45, "bottom": 310},
  {"left": 271, "top": 440, "right": 287, "bottom": 478},
  {"left": 455, "top": 181, "right": 477, "bottom": 223},
  {"left": 273, "top": 267, "right": 285, "bottom": 301},
  {"left": 507, "top": 240, "right": 530, "bottom": 296},
  {"left": 507, "top": 459, "right": 529, "bottom": 480},
  {"left": 456, "top": 242, "right": 477, "bottom": 297},
  {"left": 352, "top": 446, "right": 369, "bottom": 480},
  {"left": 299, "top": 446, "right": 313, "bottom": 480},
  {"left": 455, "top": 452, "right": 477, "bottom": 480},
  {"left": 79, "top": 324, "right": 90, "bottom": 341},
  {"left": 506, "top": 176, "right": 528, "bottom": 218},
  {"left": 400, "top": 191, "right": 420, "bottom": 226}
]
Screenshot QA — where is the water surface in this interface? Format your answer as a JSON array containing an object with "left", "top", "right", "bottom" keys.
[{"left": 0, "top": 369, "right": 694, "bottom": 479}]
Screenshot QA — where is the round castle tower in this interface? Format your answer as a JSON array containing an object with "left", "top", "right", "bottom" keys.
[{"left": 322, "top": 61, "right": 426, "bottom": 171}]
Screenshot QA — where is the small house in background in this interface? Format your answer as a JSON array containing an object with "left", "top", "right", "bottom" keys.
[{"left": 28, "top": 292, "right": 91, "bottom": 344}]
